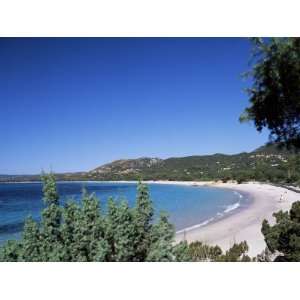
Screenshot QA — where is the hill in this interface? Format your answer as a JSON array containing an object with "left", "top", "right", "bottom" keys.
[
  {"left": 85, "top": 143, "right": 298, "bottom": 183},
  {"left": 1, "top": 143, "right": 299, "bottom": 183}
]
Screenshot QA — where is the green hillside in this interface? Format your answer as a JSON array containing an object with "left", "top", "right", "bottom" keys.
[
  {"left": 86, "top": 143, "right": 300, "bottom": 183},
  {"left": 1, "top": 143, "right": 300, "bottom": 184}
]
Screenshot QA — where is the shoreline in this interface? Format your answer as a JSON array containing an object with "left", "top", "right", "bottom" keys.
[
  {"left": 1, "top": 180, "right": 299, "bottom": 256},
  {"left": 107, "top": 180, "right": 299, "bottom": 257},
  {"left": 66, "top": 180, "right": 300, "bottom": 256},
  {"left": 149, "top": 180, "right": 299, "bottom": 257}
]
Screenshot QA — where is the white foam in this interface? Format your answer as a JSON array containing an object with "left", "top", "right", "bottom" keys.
[
  {"left": 233, "top": 191, "right": 244, "bottom": 199},
  {"left": 176, "top": 217, "right": 215, "bottom": 233},
  {"left": 177, "top": 194, "right": 243, "bottom": 234},
  {"left": 223, "top": 202, "right": 240, "bottom": 213}
]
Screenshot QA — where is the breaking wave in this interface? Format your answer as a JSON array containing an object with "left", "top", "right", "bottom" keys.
[
  {"left": 176, "top": 217, "right": 215, "bottom": 233},
  {"left": 177, "top": 193, "right": 244, "bottom": 234},
  {"left": 223, "top": 202, "right": 240, "bottom": 213}
]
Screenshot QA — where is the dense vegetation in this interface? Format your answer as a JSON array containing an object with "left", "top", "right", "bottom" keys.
[
  {"left": 2, "top": 143, "right": 300, "bottom": 185},
  {"left": 77, "top": 143, "right": 300, "bottom": 184},
  {"left": 0, "top": 144, "right": 300, "bottom": 185},
  {"left": 262, "top": 201, "right": 300, "bottom": 261},
  {"left": 0, "top": 174, "right": 252, "bottom": 262}
]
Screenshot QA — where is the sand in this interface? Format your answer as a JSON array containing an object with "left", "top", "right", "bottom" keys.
[
  {"left": 108, "top": 180, "right": 300, "bottom": 256},
  {"left": 145, "top": 181, "right": 298, "bottom": 257}
]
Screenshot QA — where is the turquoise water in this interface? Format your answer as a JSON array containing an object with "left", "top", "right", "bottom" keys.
[{"left": 0, "top": 182, "right": 250, "bottom": 243}]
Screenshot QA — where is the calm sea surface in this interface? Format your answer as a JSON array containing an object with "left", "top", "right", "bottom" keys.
[{"left": 0, "top": 182, "right": 250, "bottom": 243}]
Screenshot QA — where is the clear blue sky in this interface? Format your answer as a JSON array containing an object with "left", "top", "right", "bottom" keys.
[{"left": 0, "top": 38, "right": 268, "bottom": 174}]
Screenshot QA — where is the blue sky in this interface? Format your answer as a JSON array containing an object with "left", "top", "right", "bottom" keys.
[{"left": 0, "top": 38, "right": 268, "bottom": 174}]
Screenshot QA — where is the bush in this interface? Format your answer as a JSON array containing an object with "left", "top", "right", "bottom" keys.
[
  {"left": 173, "top": 240, "right": 252, "bottom": 262},
  {"left": 0, "top": 174, "right": 176, "bottom": 262},
  {"left": 262, "top": 201, "right": 300, "bottom": 261}
]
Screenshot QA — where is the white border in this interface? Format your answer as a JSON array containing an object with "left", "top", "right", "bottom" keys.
[
  {"left": 0, "top": 263, "right": 299, "bottom": 300},
  {"left": 1, "top": 0, "right": 300, "bottom": 299},
  {"left": 0, "top": 0, "right": 299, "bottom": 36}
]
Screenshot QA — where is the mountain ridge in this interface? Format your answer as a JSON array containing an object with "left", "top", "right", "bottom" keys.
[{"left": 1, "top": 143, "right": 298, "bottom": 183}]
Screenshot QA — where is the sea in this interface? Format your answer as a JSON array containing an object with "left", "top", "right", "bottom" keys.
[{"left": 0, "top": 181, "right": 251, "bottom": 244}]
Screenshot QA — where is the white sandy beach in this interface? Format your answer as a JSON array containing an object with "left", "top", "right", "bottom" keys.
[{"left": 142, "top": 180, "right": 300, "bottom": 257}]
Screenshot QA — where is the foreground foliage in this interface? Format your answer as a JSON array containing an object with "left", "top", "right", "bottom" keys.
[
  {"left": 262, "top": 201, "right": 300, "bottom": 262},
  {"left": 174, "top": 240, "right": 252, "bottom": 262},
  {"left": 241, "top": 37, "right": 300, "bottom": 148},
  {"left": 0, "top": 174, "right": 254, "bottom": 262},
  {"left": 0, "top": 174, "right": 175, "bottom": 262}
]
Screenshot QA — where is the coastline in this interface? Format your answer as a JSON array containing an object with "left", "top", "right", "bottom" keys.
[
  {"left": 98, "top": 179, "right": 300, "bottom": 256},
  {"left": 1, "top": 180, "right": 299, "bottom": 256},
  {"left": 147, "top": 180, "right": 299, "bottom": 257}
]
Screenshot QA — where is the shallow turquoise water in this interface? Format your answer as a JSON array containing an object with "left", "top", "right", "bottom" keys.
[{"left": 0, "top": 182, "right": 250, "bottom": 243}]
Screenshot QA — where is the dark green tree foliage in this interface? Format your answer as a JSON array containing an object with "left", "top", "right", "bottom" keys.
[
  {"left": 61, "top": 201, "right": 81, "bottom": 261},
  {"left": 40, "top": 173, "right": 63, "bottom": 261},
  {"left": 173, "top": 241, "right": 191, "bottom": 262},
  {"left": 188, "top": 241, "right": 222, "bottom": 262},
  {"left": 241, "top": 37, "right": 300, "bottom": 148},
  {"left": 133, "top": 181, "right": 154, "bottom": 261},
  {"left": 21, "top": 217, "right": 41, "bottom": 261},
  {"left": 76, "top": 190, "right": 108, "bottom": 261},
  {"left": 146, "top": 212, "right": 175, "bottom": 262},
  {"left": 217, "top": 241, "right": 251, "bottom": 262},
  {"left": 262, "top": 201, "right": 300, "bottom": 261},
  {"left": 173, "top": 240, "right": 251, "bottom": 262},
  {"left": 0, "top": 240, "right": 22, "bottom": 262},
  {"left": 105, "top": 198, "right": 136, "bottom": 261},
  {"left": 0, "top": 174, "right": 177, "bottom": 262}
]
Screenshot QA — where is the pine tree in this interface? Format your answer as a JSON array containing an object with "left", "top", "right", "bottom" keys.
[
  {"left": 146, "top": 212, "right": 175, "bottom": 262},
  {"left": 240, "top": 38, "right": 300, "bottom": 148},
  {"left": 61, "top": 201, "right": 81, "bottom": 261},
  {"left": 0, "top": 175, "right": 209, "bottom": 262},
  {"left": 113, "top": 200, "right": 136, "bottom": 261},
  {"left": 104, "top": 197, "right": 118, "bottom": 261},
  {"left": 173, "top": 241, "right": 192, "bottom": 262},
  {"left": 0, "top": 240, "right": 22, "bottom": 262},
  {"left": 187, "top": 241, "right": 222, "bottom": 262},
  {"left": 217, "top": 241, "right": 251, "bottom": 262},
  {"left": 20, "top": 216, "right": 41, "bottom": 261},
  {"left": 105, "top": 198, "right": 136, "bottom": 261},
  {"left": 133, "top": 181, "right": 154, "bottom": 261},
  {"left": 40, "top": 173, "right": 63, "bottom": 261},
  {"left": 78, "top": 189, "right": 108, "bottom": 261}
]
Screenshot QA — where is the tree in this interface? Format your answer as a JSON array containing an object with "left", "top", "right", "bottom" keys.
[
  {"left": 262, "top": 201, "right": 300, "bottom": 261},
  {"left": 217, "top": 241, "right": 251, "bottom": 262},
  {"left": 240, "top": 38, "right": 300, "bottom": 148},
  {"left": 114, "top": 200, "right": 136, "bottom": 261},
  {"left": 146, "top": 212, "right": 175, "bottom": 262},
  {"left": 39, "top": 173, "right": 63, "bottom": 261},
  {"left": 1, "top": 175, "right": 254, "bottom": 262},
  {"left": 0, "top": 175, "right": 180, "bottom": 262},
  {"left": 172, "top": 240, "right": 251, "bottom": 262},
  {"left": 133, "top": 181, "right": 154, "bottom": 261},
  {"left": 187, "top": 241, "right": 222, "bottom": 262},
  {"left": 42, "top": 172, "right": 59, "bottom": 205},
  {"left": 20, "top": 216, "right": 41, "bottom": 261},
  {"left": 61, "top": 201, "right": 81, "bottom": 261},
  {"left": 0, "top": 240, "right": 22, "bottom": 262},
  {"left": 76, "top": 190, "right": 108, "bottom": 261},
  {"left": 173, "top": 241, "right": 192, "bottom": 262}
]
